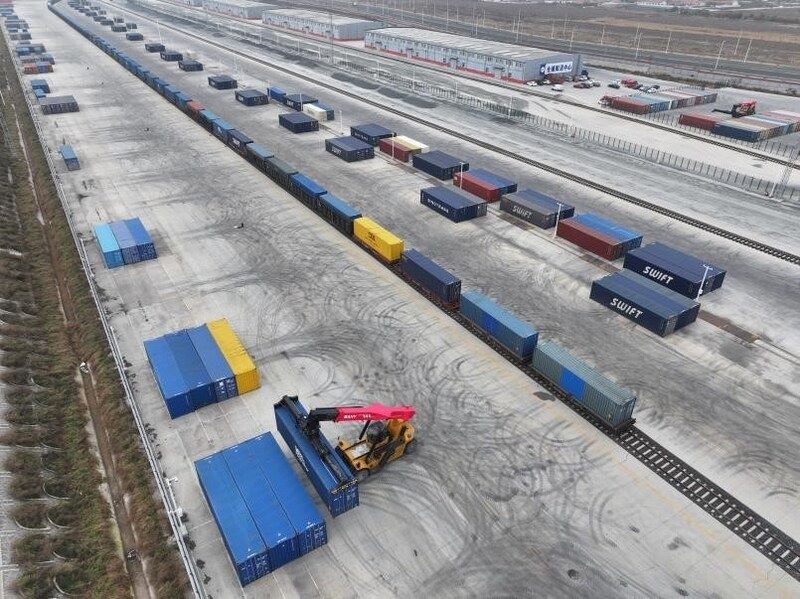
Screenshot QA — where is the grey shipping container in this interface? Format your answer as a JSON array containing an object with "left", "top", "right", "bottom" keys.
[
  {"left": 325, "top": 136, "right": 374, "bottom": 162},
  {"left": 590, "top": 270, "right": 700, "bottom": 336},
  {"left": 264, "top": 156, "right": 298, "bottom": 188},
  {"left": 40, "top": 95, "right": 79, "bottom": 114},
  {"left": 532, "top": 340, "right": 636, "bottom": 430},
  {"left": 279, "top": 112, "right": 319, "bottom": 134},
  {"left": 400, "top": 249, "right": 461, "bottom": 307},
  {"left": 459, "top": 290, "right": 538, "bottom": 360},
  {"left": 500, "top": 189, "right": 575, "bottom": 229},
  {"left": 412, "top": 150, "right": 469, "bottom": 180},
  {"left": 350, "top": 123, "right": 394, "bottom": 146},
  {"left": 420, "top": 186, "right": 487, "bottom": 222},
  {"left": 623, "top": 242, "right": 725, "bottom": 298}
]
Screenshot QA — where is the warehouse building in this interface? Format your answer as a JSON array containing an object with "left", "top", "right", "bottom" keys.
[
  {"left": 201, "top": 0, "right": 277, "bottom": 20},
  {"left": 262, "top": 8, "right": 380, "bottom": 41},
  {"left": 365, "top": 28, "right": 582, "bottom": 83}
]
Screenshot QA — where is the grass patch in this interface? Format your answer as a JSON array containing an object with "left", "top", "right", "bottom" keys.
[{"left": 11, "top": 503, "right": 47, "bottom": 530}]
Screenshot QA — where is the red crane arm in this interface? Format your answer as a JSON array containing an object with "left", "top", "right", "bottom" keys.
[{"left": 334, "top": 404, "right": 416, "bottom": 422}]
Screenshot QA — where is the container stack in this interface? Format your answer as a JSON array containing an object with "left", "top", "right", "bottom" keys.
[
  {"left": 325, "top": 136, "right": 374, "bottom": 162},
  {"left": 420, "top": 186, "right": 487, "bottom": 222},
  {"left": 93, "top": 217, "right": 156, "bottom": 268},
  {"left": 623, "top": 242, "right": 726, "bottom": 298},
  {"left": 195, "top": 431, "right": 327, "bottom": 586},
  {"left": 208, "top": 74, "right": 237, "bottom": 90},
  {"left": 279, "top": 112, "right": 319, "bottom": 133},
  {"left": 235, "top": 89, "right": 268, "bottom": 106},
  {"left": 144, "top": 319, "right": 260, "bottom": 419},
  {"left": 608, "top": 89, "right": 717, "bottom": 115},
  {"left": 500, "top": 189, "right": 575, "bottom": 229},
  {"left": 713, "top": 110, "right": 800, "bottom": 142},
  {"left": 452, "top": 167, "right": 517, "bottom": 202},
  {"left": 557, "top": 213, "right": 643, "bottom": 260},
  {"left": 378, "top": 136, "right": 427, "bottom": 163},
  {"left": 350, "top": 123, "right": 394, "bottom": 146},
  {"left": 678, "top": 112, "right": 729, "bottom": 131},
  {"left": 412, "top": 150, "right": 469, "bottom": 180}
]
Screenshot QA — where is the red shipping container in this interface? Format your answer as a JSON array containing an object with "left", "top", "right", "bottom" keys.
[
  {"left": 186, "top": 100, "right": 204, "bottom": 116},
  {"left": 679, "top": 112, "right": 727, "bottom": 131},
  {"left": 610, "top": 97, "right": 649, "bottom": 115},
  {"left": 379, "top": 138, "right": 412, "bottom": 163},
  {"left": 23, "top": 65, "right": 37, "bottom": 74},
  {"left": 453, "top": 172, "right": 501, "bottom": 202},
  {"left": 557, "top": 218, "right": 623, "bottom": 260}
]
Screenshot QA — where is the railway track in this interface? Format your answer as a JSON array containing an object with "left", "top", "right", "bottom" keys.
[
  {"left": 104, "top": 0, "right": 800, "bottom": 266},
  {"left": 54, "top": 3, "right": 800, "bottom": 584},
  {"left": 150, "top": 0, "right": 800, "bottom": 170}
]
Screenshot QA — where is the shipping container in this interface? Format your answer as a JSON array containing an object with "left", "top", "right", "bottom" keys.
[
  {"left": 325, "top": 136, "right": 374, "bottom": 162},
  {"left": 500, "top": 189, "right": 574, "bottom": 229},
  {"left": 160, "top": 49, "right": 182, "bottom": 61},
  {"left": 174, "top": 92, "right": 192, "bottom": 111},
  {"left": 213, "top": 119, "right": 235, "bottom": 143},
  {"left": 125, "top": 31, "right": 143, "bottom": 41},
  {"left": 187, "top": 325, "right": 237, "bottom": 400},
  {"left": 123, "top": 217, "right": 157, "bottom": 261},
  {"left": 207, "top": 318, "right": 260, "bottom": 394},
  {"left": 126, "top": 22, "right": 138, "bottom": 29},
  {"left": 279, "top": 112, "right": 319, "bottom": 134},
  {"left": 144, "top": 336, "right": 192, "bottom": 418},
  {"left": 590, "top": 270, "right": 700, "bottom": 336},
  {"left": 33, "top": 88, "right": 46, "bottom": 101},
  {"left": 221, "top": 443, "right": 300, "bottom": 571},
  {"left": 198, "top": 109, "right": 219, "bottom": 131},
  {"left": 163, "top": 84, "right": 180, "bottom": 104},
  {"left": 678, "top": 112, "right": 727, "bottom": 131},
  {"left": 353, "top": 217, "right": 404, "bottom": 263},
  {"left": 609, "top": 97, "right": 649, "bottom": 115},
  {"left": 453, "top": 167, "right": 517, "bottom": 202},
  {"left": 315, "top": 101, "right": 335, "bottom": 120},
  {"left": 263, "top": 156, "right": 298, "bottom": 188},
  {"left": 302, "top": 103, "right": 328, "bottom": 122},
  {"left": 186, "top": 100, "right": 204, "bottom": 117},
  {"left": 393, "top": 135, "right": 429, "bottom": 153},
  {"left": 412, "top": 150, "right": 469, "bottom": 180},
  {"left": 245, "top": 143, "right": 274, "bottom": 171},
  {"left": 350, "top": 123, "right": 394, "bottom": 146},
  {"left": 532, "top": 340, "right": 636, "bottom": 430},
  {"left": 109, "top": 220, "right": 141, "bottom": 265},
  {"left": 289, "top": 173, "right": 326, "bottom": 209},
  {"left": 208, "top": 74, "right": 237, "bottom": 90},
  {"left": 244, "top": 433, "right": 328, "bottom": 554},
  {"left": 178, "top": 59, "right": 203, "bottom": 71},
  {"left": 268, "top": 86, "right": 285, "bottom": 102},
  {"left": 93, "top": 223, "right": 123, "bottom": 269},
  {"left": 40, "top": 96, "right": 79, "bottom": 114},
  {"left": 195, "top": 453, "right": 270, "bottom": 586},
  {"left": 274, "top": 397, "right": 359, "bottom": 517},
  {"left": 144, "top": 41, "right": 164, "bottom": 52},
  {"left": 30, "top": 80, "right": 50, "bottom": 94},
  {"left": 59, "top": 144, "right": 80, "bottom": 171},
  {"left": 557, "top": 214, "right": 642, "bottom": 260},
  {"left": 623, "top": 242, "right": 725, "bottom": 298},
  {"left": 400, "top": 249, "right": 461, "bottom": 307},
  {"left": 111, "top": 24, "right": 126, "bottom": 32},
  {"left": 459, "top": 290, "right": 538, "bottom": 360},
  {"left": 283, "top": 92, "right": 317, "bottom": 111},
  {"left": 420, "top": 186, "right": 487, "bottom": 222},
  {"left": 378, "top": 137, "right": 413, "bottom": 162},
  {"left": 317, "top": 193, "right": 361, "bottom": 236},
  {"left": 164, "top": 331, "right": 216, "bottom": 410},
  {"left": 235, "top": 88, "right": 268, "bottom": 106},
  {"left": 227, "top": 129, "right": 253, "bottom": 155}
]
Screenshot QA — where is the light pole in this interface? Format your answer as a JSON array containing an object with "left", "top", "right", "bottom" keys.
[
  {"left": 714, "top": 40, "right": 726, "bottom": 71},
  {"left": 553, "top": 202, "right": 564, "bottom": 238},
  {"left": 458, "top": 162, "right": 464, "bottom": 188},
  {"left": 696, "top": 265, "right": 712, "bottom": 300}
]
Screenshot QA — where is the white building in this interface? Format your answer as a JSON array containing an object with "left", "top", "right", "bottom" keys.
[
  {"left": 201, "top": 0, "right": 277, "bottom": 20},
  {"left": 262, "top": 8, "right": 380, "bottom": 41}
]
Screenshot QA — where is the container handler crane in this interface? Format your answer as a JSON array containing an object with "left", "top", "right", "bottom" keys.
[
  {"left": 277, "top": 395, "right": 416, "bottom": 482},
  {"left": 713, "top": 100, "right": 757, "bottom": 118}
]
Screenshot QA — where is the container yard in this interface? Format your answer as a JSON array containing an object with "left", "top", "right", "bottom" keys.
[{"left": 4, "top": 1, "right": 800, "bottom": 598}]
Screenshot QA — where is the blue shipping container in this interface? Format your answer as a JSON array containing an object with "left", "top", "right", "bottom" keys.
[
  {"left": 350, "top": 123, "right": 394, "bottom": 146},
  {"left": 268, "top": 86, "right": 285, "bottom": 101},
  {"left": 279, "top": 112, "right": 319, "bottom": 133},
  {"left": 274, "top": 398, "right": 359, "bottom": 517},
  {"left": 590, "top": 270, "right": 700, "bottom": 336},
  {"left": 412, "top": 150, "right": 469, "bottom": 180},
  {"left": 195, "top": 453, "right": 270, "bottom": 586},
  {"left": 317, "top": 193, "right": 361, "bottom": 236},
  {"left": 245, "top": 432, "right": 328, "bottom": 554},
  {"left": 164, "top": 331, "right": 216, "bottom": 410},
  {"left": 246, "top": 143, "right": 274, "bottom": 169},
  {"left": 400, "top": 249, "right": 461, "bottom": 307},
  {"left": 109, "top": 220, "right": 141, "bottom": 265},
  {"left": 420, "top": 186, "right": 487, "bottom": 222},
  {"left": 623, "top": 242, "right": 726, "bottom": 298},
  {"left": 94, "top": 223, "right": 124, "bottom": 269},
  {"left": 465, "top": 168, "right": 517, "bottom": 194},
  {"left": 577, "top": 213, "right": 643, "bottom": 247},
  {"left": 289, "top": 173, "right": 326, "bottom": 208},
  {"left": 143, "top": 336, "right": 192, "bottom": 418},
  {"left": 187, "top": 324, "right": 237, "bottom": 400},
  {"left": 213, "top": 119, "right": 235, "bottom": 142},
  {"left": 31, "top": 78, "right": 49, "bottom": 92},
  {"left": 459, "top": 290, "right": 538, "bottom": 360},
  {"left": 222, "top": 444, "right": 300, "bottom": 571}
]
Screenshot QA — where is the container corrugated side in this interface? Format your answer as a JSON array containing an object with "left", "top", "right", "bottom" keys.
[
  {"left": 353, "top": 217, "right": 404, "bottom": 263},
  {"left": 557, "top": 218, "right": 621, "bottom": 260},
  {"left": 143, "top": 337, "right": 192, "bottom": 418},
  {"left": 207, "top": 318, "right": 260, "bottom": 394},
  {"left": 245, "top": 433, "right": 328, "bottom": 554},
  {"left": 317, "top": 193, "right": 361, "bottom": 236},
  {"left": 623, "top": 242, "right": 725, "bottom": 297},
  {"left": 164, "top": 331, "right": 216, "bottom": 410},
  {"left": 532, "top": 340, "right": 636, "bottom": 429},
  {"left": 93, "top": 223, "right": 124, "bottom": 268},
  {"left": 500, "top": 189, "right": 574, "bottom": 229},
  {"left": 459, "top": 290, "right": 538, "bottom": 360},
  {"left": 187, "top": 324, "right": 238, "bottom": 400},
  {"left": 222, "top": 443, "right": 299, "bottom": 571},
  {"left": 123, "top": 217, "right": 157, "bottom": 261},
  {"left": 400, "top": 249, "right": 461, "bottom": 307},
  {"left": 274, "top": 401, "right": 359, "bottom": 518},
  {"left": 195, "top": 453, "right": 270, "bottom": 586},
  {"left": 109, "top": 220, "right": 141, "bottom": 265}
]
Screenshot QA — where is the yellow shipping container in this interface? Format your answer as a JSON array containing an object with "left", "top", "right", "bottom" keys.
[
  {"left": 206, "top": 318, "right": 260, "bottom": 395},
  {"left": 353, "top": 217, "right": 404, "bottom": 263}
]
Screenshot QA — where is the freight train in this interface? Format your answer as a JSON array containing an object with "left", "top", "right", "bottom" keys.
[{"left": 52, "top": 1, "right": 638, "bottom": 433}]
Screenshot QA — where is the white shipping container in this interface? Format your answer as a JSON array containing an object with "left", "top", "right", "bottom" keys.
[
  {"left": 394, "top": 135, "right": 429, "bottom": 153},
  {"left": 303, "top": 104, "right": 328, "bottom": 121},
  {"left": 182, "top": 50, "right": 197, "bottom": 60}
]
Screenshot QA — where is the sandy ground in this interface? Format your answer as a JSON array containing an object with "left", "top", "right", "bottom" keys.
[{"left": 18, "top": 1, "right": 800, "bottom": 597}]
